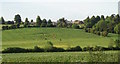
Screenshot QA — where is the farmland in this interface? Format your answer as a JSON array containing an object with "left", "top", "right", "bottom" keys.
[
  {"left": 2, "top": 28, "right": 118, "bottom": 50},
  {"left": 2, "top": 51, "right": 119, "bottom": 62},
  {"left": 2, "top": 28, "right": 120, "bottom": 62}
]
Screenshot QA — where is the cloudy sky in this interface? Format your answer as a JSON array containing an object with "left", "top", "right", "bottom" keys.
[{"left": 0, "top": 0, "right": 119, "bottom": 21}]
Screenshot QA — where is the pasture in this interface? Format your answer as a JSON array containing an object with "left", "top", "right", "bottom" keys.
[{"left": 2, "top": 28, "right": 118, "bottom": 50}]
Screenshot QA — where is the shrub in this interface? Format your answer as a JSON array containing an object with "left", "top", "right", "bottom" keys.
[
  {"left": 90, "top": 28, "right": 95, "bottom": 33},
  {"left": 44, "top": 41, "right": 54, "bottom": 52},
  {"left": 88, "top": 28, "right": 91, "bottom": 33},
  {"left": 93, "top": 46, "right": 104, "bottom": 51},
  {"left": 85, "top": 28, "right": 88, "bottom": 32},
  {"left": 2, "top": 47, "right": 27, "bottom": 53},
  {"left": 48, "top": 47, "right": 65, "bottom": 52},
  {"left": 2, "top": 26, "right": 9, "bottom": 30},
  {"left": 33, "top": 46, "right": 44, "bottom": 52},
  {"left": 114, "top": 39, "right": 120, "bottom": 48},
  {"left": 83, "top": 46, "right": 93, "bottom": 51},
  {"left": 72, "top": 24, "right": 79, "bottom": 29},
  {"left": 96, "top": 31, "right": 100, "bottom": 35},
  {"left": 101, "top": 31, "right": 108, "bottom": 37},
  {"left": 66, "top": 46, "right": 82, "bottom": 51}
]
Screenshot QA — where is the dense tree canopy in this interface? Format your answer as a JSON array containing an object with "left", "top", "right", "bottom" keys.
[
  {"left": 0, "top": 17, "right": 5, "bottom": 24},
  {"left": 24, "top": 18, "right": 29, "bottom": 27},
  {"left": 114, "top": 23, "right": 120, "bottom": 34},
  {"left": 14, "top": 14, "right": 21, "bottom": 24},
  {"left": 57, "top": 18, "right": 67, "bottom": 28},
  {"left": 36, "top": 16, "right": 42, "bottom": 27},
  {"left": 41, "top": 19, "right": 47, "bottom": 27},
  {"left": 47, "top": 19, "right": 53, "bottom": 27}
]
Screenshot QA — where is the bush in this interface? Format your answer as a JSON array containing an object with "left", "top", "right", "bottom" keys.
[
  {"left": 101, "top": 31, "right": 108, "bottom": 37},
  {"left": 88, "top": 28, "right": 91, "bottom": 33},
  {"left": 2, "top": 26, "right": 9, "bottom": 30},
  {"left": 44, "top": 41, "right": 54, "bottom": 52},
  {"left": 93, "top": 46, "right": 104, "bottom": 51},
  {"left": 66, "top": 46, "right": 82, "bottom": 51},
  {"left": 72, "top": 24, "right": 79, "bottom": 29},
  {"left": 85, "top": 28, "right": 88, "bottom": 32},
  {"left": 96, "top": 31, "right": 100, "bottom": 35},
  {"left": 48, "top": 47, "right": 65, "bottom": 52},
  {"left": 114, "top": 39, "right": 120, "bottom": 48},
  {"left": 2, "top": 47, "right": 27, "bottom": 53},
  {"left": 33, "top": 46, "right": 44, "bottom": 52},
  {"left": 83, "top": 46, "right": 93, "bottom": 51},
  {"left": 90, "top": 28, "right": 95, "bottom": 33}
]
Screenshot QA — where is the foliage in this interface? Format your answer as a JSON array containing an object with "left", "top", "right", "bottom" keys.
[
  {"left": 47, "top": 19, "right": 53, "bottom": 27},
  {"left": 2, "top": 47, "right": 27, "bottom": 53},
  {"left": 114, "top": 23, "right": 120, "bottom": 34},
  {"left": 57, "top": 18, "right": 67, "bottom": 28},
  {"left": 95, "top": 20, "right": 107, "bottom": 32},
  {"left": 114, "top": 39, "right": 120, "bottom": 48},
  {"left": 0, "top": 17, "right": 5, "bottom": 24},
  {"left": 66, "top": 46, "right": 82, "bottom": 51},
  {"left": 24, "top": 18, "right": 29, "bottom": 27},
  {"left": 44, "top": 41, "right": 53, "bottom": 52},
  {"left": 72, "top": 24, "right": 79, "bottom": 29},
  {"left": 101, "top": 31, "right": 108, "bottom": 37},
  {"left": 33, "top": 46, "right": 44, "bottom": 52},
  {"left": 14, "top": 14, "right": 21, "bottom": 25},
  {"left": 41, "top": 19, "right": 47, "bottom": 27},
  {"left": 36, "top": 16, "right": 42, "bottom": 27}
]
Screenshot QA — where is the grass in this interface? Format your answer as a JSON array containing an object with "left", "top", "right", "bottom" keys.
[
  {"left": 2, "top": 28, "right": 118, "bottom": 50},
  {"left": 2, "top": 27, "right": 120, "bottom": 62},
  {"left": 2, "top": 51, "right": 119, "bottom": 62}
]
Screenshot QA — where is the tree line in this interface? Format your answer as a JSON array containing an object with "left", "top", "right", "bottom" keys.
[
  {"left": 84, "top": 14, "right": 120, "bottom": 37},
  {"left": 1, "top": 14, "right": 120, "bottom": 37}
]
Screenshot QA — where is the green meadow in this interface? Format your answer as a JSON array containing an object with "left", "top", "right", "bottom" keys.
[
  {"left": 2, "top": 51, "right": 119, "bottom": 62},
  {"left": 2, "top": 27, "right": 120, "bottom": 62},
  {"left": 2, "top": 28, "right": 118, "bottom": 50}
]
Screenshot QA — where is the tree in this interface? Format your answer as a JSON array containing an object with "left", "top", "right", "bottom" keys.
[
  {"left": 114, "top": 23, "right": 120, "bottom": 34},
  {"left": 41, "top": 19, "right": 47, "bottom": 27},
  {"left": 96, "top": 16, "right": 101, "bottom": 22},
  {"left": 84, "top": 16, "right": 90, "bottom": 28},
  {"left": 0, "top": 17, "right": 5, "bottom": 24},
  {"left": 31, "top": 19, "right": 33, "bottom": 23},
  {"left": 36, "top": 16, "right": 42, "bottom": 27},
  {"left": 14, "top": 14, "right": 21, "bottom": 24},
  {"left": 24, "top": 18, "right": 29, "bottom": 27},
  {"left": 84, "top": 16, "right": 99, "bottom": 28},
  {"left": 47, "top": 19, "right": 53, "bottom": 27},
  {"left": 95, "top": 20, "right": 107, "bottom": 32},
  {"left": 72, "top": 24, "right": 79, "bottom": 29},
  {"left": 101, "top": 15, "right": 105, "bottom": 20},
  {"left": 114, "top": 14, "right": 120, "bottom": 24},
  {"left": 90, "top": 16, "right": 96, "bottom": 27},
  {"left": 57, "top": 18, "right": 67, "bottom": 28}
]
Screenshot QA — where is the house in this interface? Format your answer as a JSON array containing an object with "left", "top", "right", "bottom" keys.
[{"left": 73, "top": 20, "right": 84, "bottom": 24}]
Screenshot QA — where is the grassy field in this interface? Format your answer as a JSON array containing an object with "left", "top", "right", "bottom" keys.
[
  {"left": 2, "top": 51, "right": 119, "bottom": 62},
  {"left": 2, "top": 27, "right": 120, "bottom": 62},
  {"left": 2, "top": 28, "right": 118, "bottom": 50}
]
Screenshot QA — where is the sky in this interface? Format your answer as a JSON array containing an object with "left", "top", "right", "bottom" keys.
[{"left": 0, "top": 0, "right": 119, "bottom": 21}]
